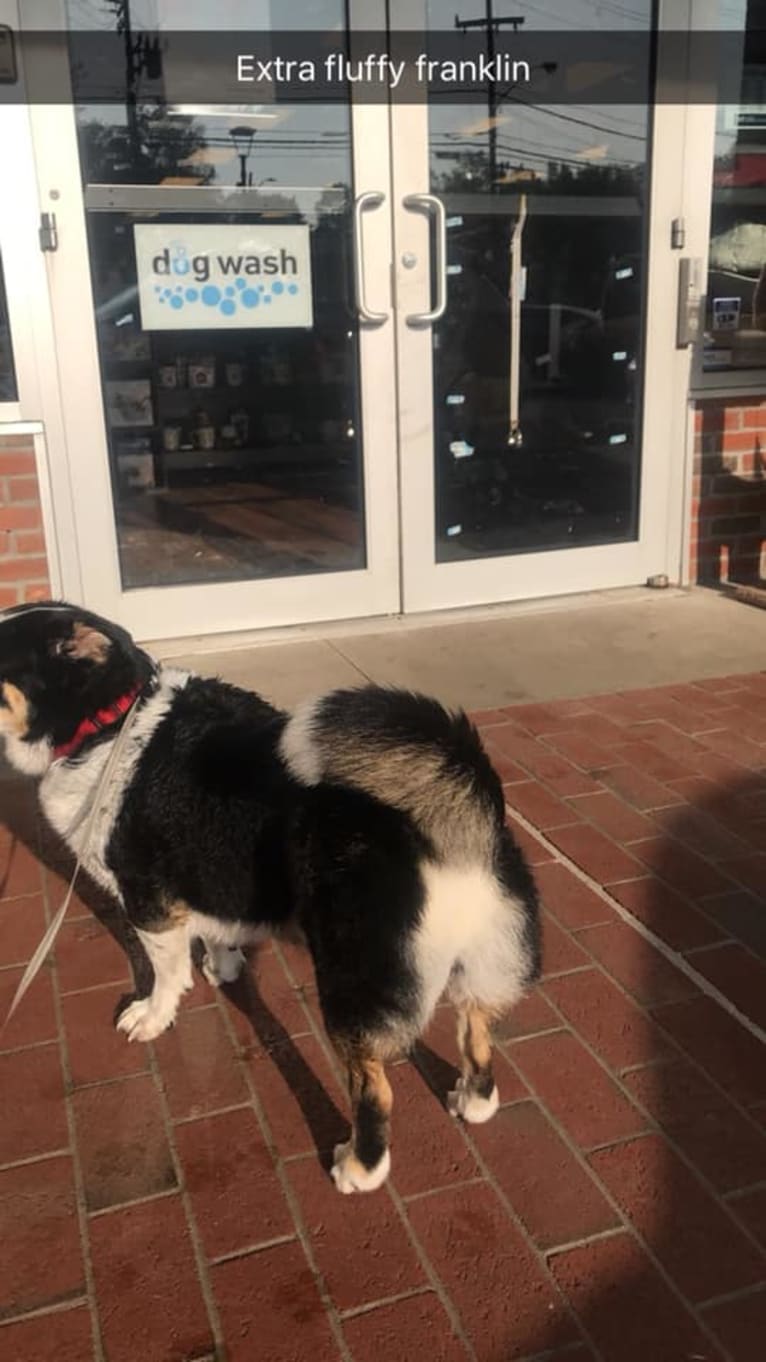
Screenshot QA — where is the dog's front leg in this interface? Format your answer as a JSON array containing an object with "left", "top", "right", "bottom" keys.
[{"left": 116, "top": 918, "right": 192, "bottom": 1042}]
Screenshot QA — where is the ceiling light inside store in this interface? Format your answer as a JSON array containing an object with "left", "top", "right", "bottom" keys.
[
  {"left": 457, "top": 114, "right": 510, "bottom": 136},
  {"left": 577, "top": 144, "right": 608, "bottom": 160},
  {"left": 168, "top": 105, "right": 280, "bottom": 121},
  {"left": 179, "top": 146, "right": 237, "bottom": 165}
]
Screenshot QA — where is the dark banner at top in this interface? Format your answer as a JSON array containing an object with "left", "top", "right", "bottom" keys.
[{"left": 0, "top": 29, "right": 763, "bottom": 106}]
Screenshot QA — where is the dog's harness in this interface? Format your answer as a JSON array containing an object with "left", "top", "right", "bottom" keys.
[{"left": 53, "top": 685, "right": 142, "bottom": 761}]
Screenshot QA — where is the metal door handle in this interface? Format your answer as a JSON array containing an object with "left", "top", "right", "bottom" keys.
[
  {"left": 403, "top": 193, "right": 447, "bottom": 325},
  {"left": 508, "top": 194, "right": 528, "bottom": 446},
  {"left": 353, "top": 191, "right": 387, "bottom": 324}
]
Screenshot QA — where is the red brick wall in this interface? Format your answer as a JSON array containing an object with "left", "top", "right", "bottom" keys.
[
  {"left": 691, "top": 398, "right": 766, "bottom": 586},
  {"left": 0, "top": 434, "right": 52, "bottom": 607}
]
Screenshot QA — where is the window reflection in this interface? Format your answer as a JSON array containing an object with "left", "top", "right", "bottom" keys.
[
  {"left": 427, "top": 0, "right": 651, "bottom": 562},
  {"left": 704, "top": 0, "right": 766, "bottom": 374}
]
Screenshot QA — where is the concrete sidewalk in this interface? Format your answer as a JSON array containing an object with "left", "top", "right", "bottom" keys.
[{"left": 160, "top": 587, "right": 766, "bottom": 711}]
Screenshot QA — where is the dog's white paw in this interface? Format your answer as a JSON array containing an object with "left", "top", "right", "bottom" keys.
[
  {"left": 330, "top": 1142, "right": 391, "bottom": 1195},
  {"left": 448, "top": 1078, "right": 499, "bottom": 1124},
  {"left": 116, "top": 996, "right": 177, "bottom": 1043},
  {"left": 201, "top": 946, "right": 246, "bottom": 986}
]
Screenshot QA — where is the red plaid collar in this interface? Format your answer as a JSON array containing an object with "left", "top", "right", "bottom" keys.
[{"left": 53, "top": 685, "right": 141, "bottom": 761}]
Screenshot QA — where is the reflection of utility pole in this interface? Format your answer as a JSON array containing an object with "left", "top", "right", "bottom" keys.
[
  {"left": 454, "top": 6, "right": 525, "bottom": 193},
  {"left": 107, "top": 0, "right": 162, "bottom": 164}
]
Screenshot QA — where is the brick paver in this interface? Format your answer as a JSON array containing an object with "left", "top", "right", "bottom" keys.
[{"left": 0, "top": 672, "right": 764, "bottom": 1360}]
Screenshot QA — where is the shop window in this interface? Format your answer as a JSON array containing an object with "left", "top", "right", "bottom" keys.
[
  {"left": 704, "top": 0, "right": 766, "bottom": 376},
  {"left": 0, "top": 249, "right": 17, "bottom": 403}
]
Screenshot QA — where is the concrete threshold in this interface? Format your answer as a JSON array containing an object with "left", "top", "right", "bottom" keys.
[{"left": 151, "top": 586, "right": 766, "bottom": 712}]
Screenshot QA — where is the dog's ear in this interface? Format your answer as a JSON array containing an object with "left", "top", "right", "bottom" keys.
[{"left": 52, "top": 620, "right": 112, "bottom": 664}]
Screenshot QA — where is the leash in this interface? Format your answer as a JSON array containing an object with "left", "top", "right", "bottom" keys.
[{"left": 2, "top": 692, "right": 144, "bottom": 1028}]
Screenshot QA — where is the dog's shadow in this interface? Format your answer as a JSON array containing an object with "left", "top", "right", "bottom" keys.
[
  {"left": 411, "top": 1039, "right": 460, "bottom": 1102},
  {"left": 218, "top": 960, "right": 349, "bottom": 1169},
  {"left": 0, "top": 763, "right": 151, "bottom": 984}
]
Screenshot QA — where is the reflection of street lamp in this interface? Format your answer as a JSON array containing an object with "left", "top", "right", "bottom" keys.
[{"left": 229, "top": 125, "right": 255, "bottom": 186}]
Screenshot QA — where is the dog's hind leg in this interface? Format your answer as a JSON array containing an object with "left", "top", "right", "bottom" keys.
[
  {"left": 200, "top": 940, "right": 246, "bottom": 986},
  {"left": 330, "top": 1044, "right": 393, "bottom": 1195},
  {"left": 116, "top": 917, "right": 192, "bottom": 1042},
  {"left": 448, "top": 1001, "right": 500, "bottom": 1124}
]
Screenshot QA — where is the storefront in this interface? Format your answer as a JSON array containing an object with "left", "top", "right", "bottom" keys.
[{"left": 0, "top": 1, "right": 763, "bottom": 643}]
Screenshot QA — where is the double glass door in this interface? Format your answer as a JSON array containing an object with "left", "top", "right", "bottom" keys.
[{"left": 21, "top": 0, "right": 691, "bottom": 640}]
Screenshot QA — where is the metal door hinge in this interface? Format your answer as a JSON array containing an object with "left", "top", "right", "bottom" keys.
[
  {"left": 39, "top": 213, "right": 58, "bottom": 252},
  {"left": 671, "top": 217, "right": 685, "bottom": 250}
]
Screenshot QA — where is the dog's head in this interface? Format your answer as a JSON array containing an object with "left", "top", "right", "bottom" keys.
[{"left": 0, "top": 601, "right": 155, "bottom": 775}]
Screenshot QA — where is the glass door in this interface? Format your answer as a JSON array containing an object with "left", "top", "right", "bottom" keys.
[
  {"left": 24, "top": 1, "right": 399, "bottom": 640},
  {"left": 390, "top": 0, "right": 692, "bottom": 612}
]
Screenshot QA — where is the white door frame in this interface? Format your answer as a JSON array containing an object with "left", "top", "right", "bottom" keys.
[
  {"left": 19, "top": 0, "right": 400, "bottom": 643},
  {"left": 388, "top": 0, "right": 714, "bottom": 613}
]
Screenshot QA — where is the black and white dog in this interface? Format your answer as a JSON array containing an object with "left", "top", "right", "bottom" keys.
[{"left": 0, "top": 602, "right": 541, "bottom": 1193}]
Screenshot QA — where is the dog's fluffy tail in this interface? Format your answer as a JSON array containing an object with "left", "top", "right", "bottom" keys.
[{"left": 280, "top": 685, "right": 504, "bottom": 865}]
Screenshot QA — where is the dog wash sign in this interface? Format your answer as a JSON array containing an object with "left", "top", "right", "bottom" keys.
[{"left": 134, "top": 224, "right": 313, "bottom": 330}]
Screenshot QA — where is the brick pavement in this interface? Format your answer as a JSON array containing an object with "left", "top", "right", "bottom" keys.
[{"left": 0, "top": 672, "right": 764, "bottom": 1361}]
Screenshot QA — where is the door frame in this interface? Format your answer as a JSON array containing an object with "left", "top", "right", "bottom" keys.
[
  {"left": 18, "top": 0, "right": 401, "bottom": 643},
  {"left": 388, "top": 0, "right": 714, "bottom": 613},
  {"left": 0, "top": 0, "right": 81, "bottom": 600}
]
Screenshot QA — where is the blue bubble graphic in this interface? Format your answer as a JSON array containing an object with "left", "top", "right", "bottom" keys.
[
  {"left": 175, "top": 285, "right": 183, "bottom": 292},
  {"left": 185, "top": 287, "right": 199, "bottom": 302},
  {"left": 271, "top": 281, "right": 284, "bottom": 296},
  {"left": 201, "top": 285, "right": 221, "bottom": 307},
  {"left": 235, "top": 278, "right": 246, "bottom": 290},
  {"left": 287, "top": 284, "right": 298, "bottom": 295},
  {"left": 220, "top": 299, "right": 236, "bottom": 316},
  {"left": 172, "top": 256, "right": 190, "bottom": 276},
  {"left": 162, "top": 288, "right": 172, "bottom": 298},
  {"left": 154, "top": 285, "right": 162, "bottom": 293},
  {"left": 264, "top": 295, "right": 272, "bottom": 305},
  {"left": 241, "top": 289, "right": 260, "bottom": 308},
  {"left": 224, "top": 286, "right": 234, "bottom": 297},
  {"left": 258, "top": 285, "right": 265, "bottom": 293},
  {"left": 170, "top": 295, "right": 184, "bottom": 310}
]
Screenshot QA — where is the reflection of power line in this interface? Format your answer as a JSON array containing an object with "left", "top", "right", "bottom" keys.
[
  {"left": 592, "top": 0, "right": 650, "bottom": 22},
  {"left": 434, "top": 135, "right": 639, "bottom": 169},
  {"left": 434, "top": 142, "right": 638, "bottom": 173},
  {"left": 429, "top": 92, "right": 648, "bottom": 143},
  {"left": 199, "top": 133, "right": 350, "bottom": 143},
  {"left": 514, "top": 1, "right": 579, "bottom": 28},
  {"left": 567, "top": 102, "right": 647, "bottom": 131},
  {"left": 503, "top": 0, "right": 651, "bottom": 25},
  {"left": 502, "top": 96, "right": 648, "bottom": 141},
  {"left": 430, "top": 100, "right": 643, "bottom": 147}
]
